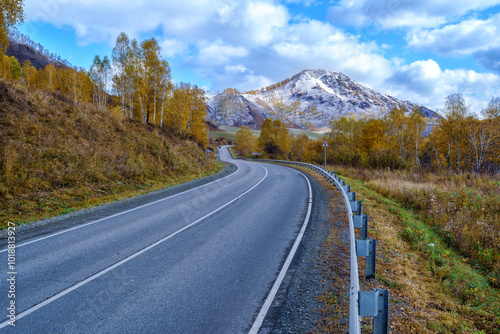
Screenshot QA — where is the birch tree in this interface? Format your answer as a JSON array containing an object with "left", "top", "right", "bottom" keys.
[
  {"left": 440, "top": 94, "right": 470, "bottom": 172},
  {"left": 0, "top": 0, "right": 24, "bottom": 52},
  {"left": 112, "top": 32, "right": 131, "bottom": 118}
]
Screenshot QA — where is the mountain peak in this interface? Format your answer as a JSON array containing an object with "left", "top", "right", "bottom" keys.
[{"left": 206, "top": 69, "right": 439, "bottom": 129}]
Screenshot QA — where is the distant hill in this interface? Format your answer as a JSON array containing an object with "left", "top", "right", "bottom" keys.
[
  {"left": 206, "top": 69, "right": 440, "bottom": 129},
  {"left": 7, "top": 38, "right": 68, "bottom": 69}
]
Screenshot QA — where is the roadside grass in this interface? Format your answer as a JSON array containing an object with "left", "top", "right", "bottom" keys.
[
  {"left": 290, "top": 162, "right": 500, "bottom": 333},
  {"left": 333, "top": 170, "right": 500, "bottom": 333},
  {"left": 225, "top": 146, "right": 237, "bottom": 159},
  {"left": 4, "top": 167, "right": 222, "bottom": 228},
  {"left": 337, "top": 167, "right": 500, "bottom": 283}
]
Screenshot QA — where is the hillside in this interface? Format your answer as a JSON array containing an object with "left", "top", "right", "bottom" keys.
[
  {"left": 7, "top": 38, "right": 67, "bottom": 69},
  {"left": 0, "top": 79, "right": 221, "bottom": 227},
  {"left": 207, "top": 69, "right": 439, "bottom": 129}
]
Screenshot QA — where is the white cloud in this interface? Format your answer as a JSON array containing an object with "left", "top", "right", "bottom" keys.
[
  {"left": 244, "top": 2, "right": 290, "bottom": 45},
  {"left": 225, "top": 64, "right": 248, "bottom": 74},
  {"left": 327, "top": 0, "right": 500, "bottom": 30},
  {"left": 197, "top": 40, "right": 248, "bottom": 66},
  {"left": 160, "top": 38, "right": 187, "bottom": 58},
  {"left": 385, "top": 59, "right": 500, "bottom": 111},
  {"left": 408, "top": 14, "right": 500, "bottom": 56},
  {"left": 23, "top": 0, "right": 218, "bottom": 45}
]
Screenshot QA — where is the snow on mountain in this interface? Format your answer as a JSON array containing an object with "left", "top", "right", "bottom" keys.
[{"left": 206, "top": 69, "right": 439, "bottom": 129}]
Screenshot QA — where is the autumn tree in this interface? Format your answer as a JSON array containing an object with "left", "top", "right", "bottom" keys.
[
  {"left": 290, "top": 133, "right": 311, "bottom": 161},
  {"left": 360, "top": 118, "right": 386, "bottom": 155},
  {"left": 9, "top": 55, "right": 20, "bottom": 80},
  {"left": 236, "top": 126, "right": 257, "bottom": 156},
  {"left": 0, "top": 0, "right": 24, "bottom": 53},
  {"left": 439, "top": 94, "right": 470, "bottom": 172},
  {"left": 112, "top": 32, "right": 132, "bottom": 118},
  {"left": 21, "top": 59, "right": 36, "bottom": 87},
  {"left": 328, "top": 114, "right": 363, "bottom": 164},
  {"left": 121, "top": 37, "right": 172, "bottom": 124},
  {"left": 41, "top": 64, "right": 56, "bottom": 90},
  {"left": 212, "top": 88, "right": 245, "bottom": 124},
  {"left": 61, "top": 67, "right": 91, "bottom": 105},
  {"left": 465, "top": 97, "right": 500, "bottom": 172},
  {"left": 408, "top": 107, "right": 426, "bottom": 168},
  {"left": 0, "top": 54, "right": 10, "bottom": 78},
  {"left": 89, "top": 56, "right": 110, "bottom": 111},
  {"left": 385, "top": 105, "right": 412, "bottom": 163},
  {"left": 166, "top": 83, "right": 208, "bottom": 147},
  {"left": 258, "top": 118, "right": 291, "bottom": 158}
]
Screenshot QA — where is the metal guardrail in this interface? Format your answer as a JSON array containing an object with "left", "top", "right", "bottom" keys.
[{"left": 250, "top": 159, "right": 389, "bottom": 334}]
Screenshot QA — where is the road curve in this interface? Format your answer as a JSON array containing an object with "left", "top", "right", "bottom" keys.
[{"left": 1, "top": 146, "right": 312, "bottom": 333}]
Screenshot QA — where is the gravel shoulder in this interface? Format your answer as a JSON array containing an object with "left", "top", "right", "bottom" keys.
[
  {"left": 259, "top": 168, "right": 348, "bottom": 333},
  {"left": 0, "top": 162, "right": 237, "bottom": 246}
]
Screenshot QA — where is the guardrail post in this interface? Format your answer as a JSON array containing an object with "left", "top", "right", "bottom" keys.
[
  {"left": 350, "top": 200, "right": 362, "bottom": 215},
  {"left": 356, "top": 239, "right": 376, "bottom": 278},
  {"left": 359, "top": 289, "right": 389, "bottom": 334},
  {"left": 347, "top": 191, "right": 355, "bottom": 201},
  {"left": 353, "top": 214, "right": 368, "bottom": 240},
  {"left": 343, "top": 185, "right": 350, "bottom": 192}
]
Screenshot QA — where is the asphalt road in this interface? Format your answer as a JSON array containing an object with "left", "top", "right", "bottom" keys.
[{"left": 1, "top": 146, "right": 313, "bottom": 333}]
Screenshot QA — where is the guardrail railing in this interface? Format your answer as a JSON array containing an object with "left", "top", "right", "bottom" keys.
[{"left": 251, "top": 159, "right": 389, "bottom": 334}]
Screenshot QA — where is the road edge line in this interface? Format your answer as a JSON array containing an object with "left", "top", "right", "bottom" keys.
[{"left": 248, "top": 170, "right": 313, "bottom": 334}]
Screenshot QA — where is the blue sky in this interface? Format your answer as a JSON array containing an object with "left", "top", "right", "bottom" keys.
[{"left": 18, "top": 0, "right": 500, "bottom": 112}]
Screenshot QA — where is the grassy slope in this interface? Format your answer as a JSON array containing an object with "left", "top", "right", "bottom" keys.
[
  {"left": 326, "top": 166, "right": 500, "bottom": 333},
  {"left": 0, "top": 80, "right": 222, "bottom": 228}
]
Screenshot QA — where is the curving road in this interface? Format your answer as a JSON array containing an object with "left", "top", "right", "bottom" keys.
[{"left": 1, "top": 146, "right": 313, "bottom": 333}]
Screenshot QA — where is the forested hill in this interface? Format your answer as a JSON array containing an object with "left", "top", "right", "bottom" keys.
[{"left": 0, "top": 77, "right": 220, "bottom": 226}]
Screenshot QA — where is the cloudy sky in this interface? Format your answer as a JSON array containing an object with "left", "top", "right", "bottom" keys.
[{"left": 18, "top": 0, "right": 500, "bottom": 112}]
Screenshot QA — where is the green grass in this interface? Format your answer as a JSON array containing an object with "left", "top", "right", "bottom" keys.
[
  {"left": 218, "top": 124, "right": 327, "bottom": 140},
  {"left": 288, "top": 128, "right": 325, "bottom": 139},
  {"left": 219, "top": 125, "right": 260, "bottom": 136},
  {"left": 210, "top": 130, "right": 237, "bottom": 142}
]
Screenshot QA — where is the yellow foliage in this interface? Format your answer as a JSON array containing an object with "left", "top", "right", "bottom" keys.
[{"left": 236, "top": 126, "right": 257, "bottom": 156}]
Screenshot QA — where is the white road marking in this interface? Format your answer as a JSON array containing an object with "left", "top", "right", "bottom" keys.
[
  {"left": 0, "top": 157, "right": 240, "bottom": 253},
  {"left": 248, "top": 169, "right": 313, "bottom": 334},
  {"left": 0, "top": 164, "right": 268, "bottom": 329}
]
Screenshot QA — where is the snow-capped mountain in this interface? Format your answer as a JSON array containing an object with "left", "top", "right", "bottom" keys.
[{"left": 206, "top": 69, "right": 439, "bottom": 129}]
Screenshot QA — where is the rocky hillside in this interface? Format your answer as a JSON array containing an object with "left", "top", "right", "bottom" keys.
[{"left": 207, "top": 69, "right": 439, "bottom": 129}]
